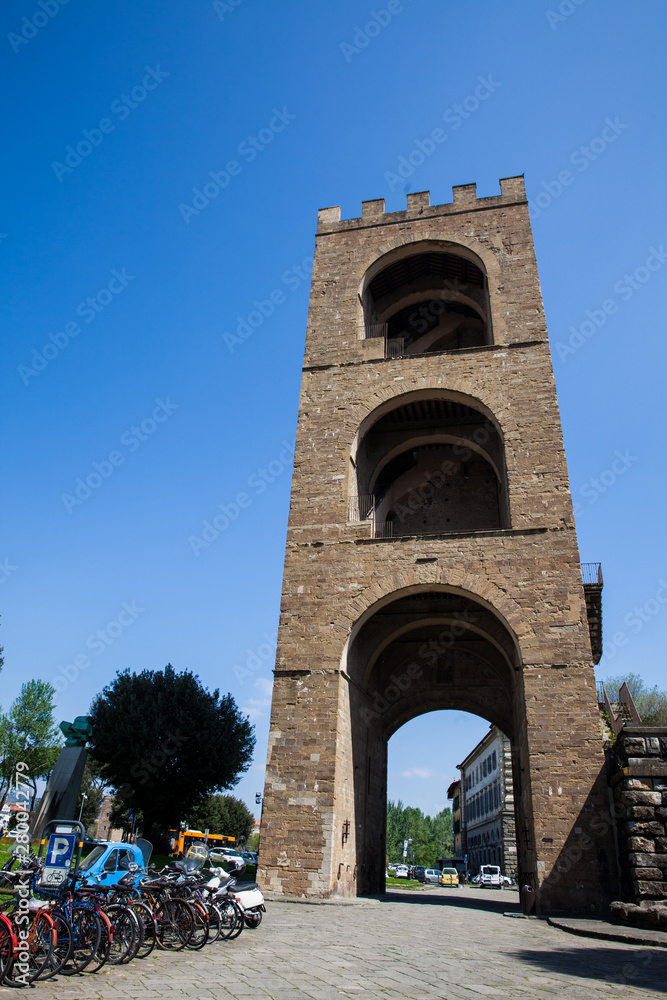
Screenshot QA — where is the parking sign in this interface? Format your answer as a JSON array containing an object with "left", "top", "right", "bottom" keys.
[{"left": 42, "top": 832, "right": 76, "bottom": 885}]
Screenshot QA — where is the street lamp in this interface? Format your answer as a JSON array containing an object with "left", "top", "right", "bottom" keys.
[{"left": 77, "top": 793, "right": 87, "bottom": 824}]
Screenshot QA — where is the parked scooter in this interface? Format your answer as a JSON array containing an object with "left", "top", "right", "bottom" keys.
[{"left": 208, "top": 851, "right": 266, "bottom": 929}]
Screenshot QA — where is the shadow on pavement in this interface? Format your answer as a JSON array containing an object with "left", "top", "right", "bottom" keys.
[
  {"left": 370, "top": 888, "right": 521, "bottom": 915},
  {"left": 511, "top": 945, "right": 667, "bottom": 994}
]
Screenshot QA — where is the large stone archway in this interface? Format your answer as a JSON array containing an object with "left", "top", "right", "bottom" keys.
[
  {"left": 258, "top": 179, "right": 616, "bottom": 915},
  {"left": 343, "top": 586, "right": 520, "bottom": 894}
]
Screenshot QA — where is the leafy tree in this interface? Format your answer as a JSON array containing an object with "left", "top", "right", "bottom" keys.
[
  {"left": 247, "top": 829, "right": 260, "bottom": 853},
  {"left": 604, "top": 673, "right": 667, "bottom": 725},
  {"left": 187, "top": 794, "right": 255, "bottom": 844},
  {"left": 0, "top": 680, "right": 61, "bottom": 810},
  {"left": 108, "top": 795, "right": 140, "bottom": 840},
  {"left": 386, "top": 800, "right": 453, "bottom": 868},
  {"left": 89, "top": 665, "right": 255, "bottom": 840}
]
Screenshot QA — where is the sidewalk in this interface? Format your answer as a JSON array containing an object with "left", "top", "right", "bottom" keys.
[{"left": 547, "top": 915, "right": 667, "bottom": 949}]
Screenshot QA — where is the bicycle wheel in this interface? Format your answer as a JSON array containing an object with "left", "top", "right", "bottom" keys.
[
  {"left": 60, "top": 908, "right": 103, "bottom": 975},
  {"left": 83, "top": 909, "right": 112, "bottom": 974},
  {"left": 0, "top": 921, "right": 15, "bottom": 986},
  {"left": 105, "top": 904, "right": 138, "bottom": 965},
  {"left": 127, "top": 900, "right": 157, "bottom": 959},
  {"left": 40, "top": 911, "right": 72, "bottom": 981},
  {"left": 155, "top": 899, "right": 193, "bottom": 951},
  {"left": 184, "top": 900, "right": 209, "bottom": 950},
  {"left": 206, "top": 902, "right": 224, "bottom": 944},
  {"left": 216, "top": 897, "right": 243, "bottom": 940},
  {"left": 2, "top": 910, "right": 55, "bottom": 986}
]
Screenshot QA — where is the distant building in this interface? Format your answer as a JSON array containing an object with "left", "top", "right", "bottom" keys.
[
  {"left": 95, "top": 795, "right": 124, "bottom": 842},
  {"left": 457, "top": 725, "right": 516, "bottom": 876},
  {"left": 446, "top": 779, "right": 463, "bottom": 857}
]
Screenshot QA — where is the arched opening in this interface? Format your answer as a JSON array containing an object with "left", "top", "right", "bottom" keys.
[
  {"left": 349, "top": 393, "right": 510, "bottom": 535},
  {"left": 361, "top": 245, "right": 492, "bottom": 356},
  {"left": 386, "top": 710, "right": 517, "bottom": 883},
  {"left": 339, "top": 586, "right": 529, "bottom": 897}
]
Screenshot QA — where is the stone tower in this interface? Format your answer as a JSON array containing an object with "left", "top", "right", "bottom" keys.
[{"left": 258, "top": 177, "right": 613, "bottom": 915}]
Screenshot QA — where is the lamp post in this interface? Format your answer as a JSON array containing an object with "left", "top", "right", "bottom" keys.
[{"left": 77, "top": 793, "right": 87, "bottom": 824}]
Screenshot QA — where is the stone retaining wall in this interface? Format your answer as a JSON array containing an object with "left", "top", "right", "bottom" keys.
[{"left": 608, "top": 726, "right": 667, "bottom": 905}]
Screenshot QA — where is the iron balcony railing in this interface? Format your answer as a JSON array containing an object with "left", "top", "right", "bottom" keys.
[
  {"left": 362, "top": 323, "right": 405, "bottom": 360},
  {"left": 385, "top": 337, "right": 404, "bottom": 359},
  {"left": 362, "top": 323, "right": 388, "bottom": 340},
  {"left": 348, "top": 494, "right": 375, "bottom": 522},
  {"left": 581, "top": 562, "right": 603, "bottom": 586}
]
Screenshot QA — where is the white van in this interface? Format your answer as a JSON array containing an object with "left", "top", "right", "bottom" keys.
[{"left": 478, "top": 864, "right": 502, "bottom": 888}]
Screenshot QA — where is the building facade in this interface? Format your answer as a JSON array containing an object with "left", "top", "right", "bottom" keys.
[
  {"left": 447, "top": 779, "right": 463, "bottom": 857},
  {"left": 458, "top": 725, "right": 516, "bottom": 876}
]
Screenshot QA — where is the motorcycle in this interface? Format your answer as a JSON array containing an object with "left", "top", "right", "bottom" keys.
[{"left": 208, "top": 851, "right": 265, "bottom": 929}]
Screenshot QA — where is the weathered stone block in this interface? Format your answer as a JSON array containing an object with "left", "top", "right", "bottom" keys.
[
  {"left": 627, "top": 837, "right": 655, "bottom": 852},
  {"left": 625, "top": 806, "right": 655, "bottom": 820},
  {"left": 631, "top": 880, "right": 667, "bottom": 898},
  {"left": 621, "top": 737, "right": 647, "bottom": 757},
  {"left": 620, "top": 779, "right": 653, "bottom": 792},
  {"left": 633, "top": 868, "right": 663, "bottom": 880},
  {"left": 627, "top": 852, "right": 667, "bottom": 868},
  {"left": 625, "top": 821, "right": 664, "bottom": 836},
  {"left": 620, "top": 790, "right": 662, "bottom": 807}
]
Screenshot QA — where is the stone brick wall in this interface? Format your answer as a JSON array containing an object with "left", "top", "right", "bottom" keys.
[{"left": 608, "top": 727, "right": 667, "bottom": 903}]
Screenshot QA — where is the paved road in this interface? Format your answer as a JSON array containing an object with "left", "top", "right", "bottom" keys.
[{"left": 5, "top": 887, "right": 666, "bottom": 999}]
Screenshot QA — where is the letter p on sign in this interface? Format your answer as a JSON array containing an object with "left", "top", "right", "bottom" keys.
[{"left": 46, "top": 833, "right": 75, "bottom": 867}]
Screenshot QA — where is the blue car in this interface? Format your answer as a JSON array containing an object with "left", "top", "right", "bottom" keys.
[{"left": 77, "top": 838, "right": 152, "bottom": 887}]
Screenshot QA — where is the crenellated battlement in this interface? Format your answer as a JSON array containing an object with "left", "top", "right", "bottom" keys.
[{"left": 317, "top": 175, "right": 527, "bottom": 232}]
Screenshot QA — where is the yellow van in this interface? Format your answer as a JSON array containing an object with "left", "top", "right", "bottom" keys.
[{"left": 440, "top": 867, "right": 460, "bottom": 887}]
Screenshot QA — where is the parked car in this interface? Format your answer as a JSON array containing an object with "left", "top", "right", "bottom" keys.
[
  {"left": 391, "top": 864, "right": 410, "bottom": 878},
  {"left": 500, "top": 874, "right": 514, "bottom": 887},
  {"left": 210, "top": 847, "right": 246, "bottom": 871},
  {"left": 411, "top": 866, "right": 427, "bottom": 882},
  {"left": 477, "top": 864, "right": 502, "bottom": 889},
  {"left": 439, "top": 867, "right": 460, "bottom": 887},
  {"left": 422, "top": 868, "right": 442, "bottom": 884},
  {"left": 76, "top": 839, "right": 152, "bottom": 888}
]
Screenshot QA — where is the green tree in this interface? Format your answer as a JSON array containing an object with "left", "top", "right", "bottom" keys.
[
  {"left": 0, "top": 680, "right": 61, "bottom": 810},
  {"left": 108, "top": 796, "right": 140, "bottom": 840},
  {"left": 187, "top": 794, "right": 255, "bottom": 844},
  {"left": 386, "top": 800, "right": 453, "bottom": 868},
  {"left": 605, "top": 672, "right": 667, "bottom": 725},
  {"left": 89, "top": 665, "right": 255, "bottom": 840}
]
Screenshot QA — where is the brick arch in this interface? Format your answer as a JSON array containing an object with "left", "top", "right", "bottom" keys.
[
  {"left": 354, "top": 234, "right": 506, "bottom": 342},
  {"left": 350, "top": 383, "right": 515, "bottom": 448},
  {"left": 332, "top": 568, "right": 528, "bottom": 664},
  {"left": 356, "top": 234, "right": 500, "bottom": 293},
  {"left": 346, "top": 386, "right": 517, "bottom": 526}
]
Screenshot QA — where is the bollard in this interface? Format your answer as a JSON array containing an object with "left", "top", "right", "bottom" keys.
[{"left": 520, "top": 883, "right": 536, "bottom": 916}]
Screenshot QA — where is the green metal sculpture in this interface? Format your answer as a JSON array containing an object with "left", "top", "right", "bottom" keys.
[{"left": 59, "top": 715, "right": 93, "bottom": 747}]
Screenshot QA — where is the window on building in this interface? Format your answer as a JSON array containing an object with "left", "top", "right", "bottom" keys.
[{"left": 492, "top": 750, "right": 497, "bottom": 770}]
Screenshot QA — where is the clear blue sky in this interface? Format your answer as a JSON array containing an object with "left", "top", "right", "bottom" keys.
[{"left": 2, "top": 0, "right": 665, "bottom": 820}]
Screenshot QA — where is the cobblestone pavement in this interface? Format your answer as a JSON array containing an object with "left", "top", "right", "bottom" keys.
[{"left": 4, "top": 887, "right": 666, "bottom": 1000}]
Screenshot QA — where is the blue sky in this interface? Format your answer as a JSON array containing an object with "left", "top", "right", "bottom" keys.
[{"left": 2, "top": 0, "right": 666, "bottom": 820}]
